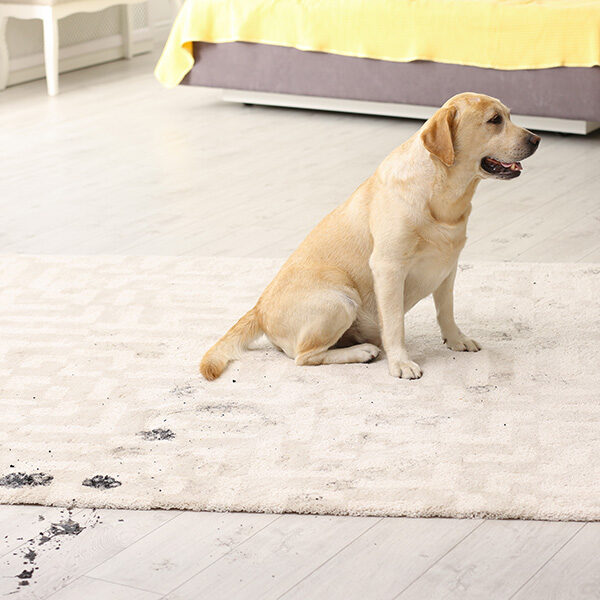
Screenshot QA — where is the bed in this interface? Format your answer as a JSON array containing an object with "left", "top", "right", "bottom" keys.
[{"left": 155, "top": 0, "right": 600, "bottom": 134}]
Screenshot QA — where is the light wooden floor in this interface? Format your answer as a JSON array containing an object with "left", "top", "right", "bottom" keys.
[{"left": 1, "top": 50, "right": 599, "bottom": 600}]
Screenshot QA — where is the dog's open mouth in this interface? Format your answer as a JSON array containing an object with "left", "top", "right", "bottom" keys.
[{"left": 481, "top": 156, "right": 523, "bottom": 179}]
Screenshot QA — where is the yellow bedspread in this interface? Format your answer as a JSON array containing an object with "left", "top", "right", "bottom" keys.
[{"left": 155, "top": 0, "right": 600, "bottom": 88}]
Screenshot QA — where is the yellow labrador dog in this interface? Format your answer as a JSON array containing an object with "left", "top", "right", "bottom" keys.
[{"left": 201, "top": 92, "right": 540, "bottom": 381}]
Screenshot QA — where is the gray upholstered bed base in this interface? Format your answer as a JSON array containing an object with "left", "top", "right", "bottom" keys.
[{"left": 183, "top": 42, "right": 600, "bottom": 132}]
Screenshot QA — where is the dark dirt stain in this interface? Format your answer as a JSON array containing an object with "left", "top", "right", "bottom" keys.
[
  {"left": 138, "top": 428, "right": 175, "bottom": 441},
  {"left": 10, "top": 509, "right": 98, "bottom": 593},
  {"left": 196, "top": 403, "right": 236, "bottom": 413},
  {"left": 23, "top": 549, "right": 36, "bottom": 562},
  {"left": 0, "top": 472, "right": 53, "bottom": 488},
  {"left": 39, "top": 518, "right": 84, "bottom": 545},
  {"left": 82, "top": 475, "right": 122, "bottom": 489},
  {"left": 468, "top": 385, "right": 498, "bottom": 393},
  {"left": 170, "top": 384, "right": 195, "bottom": 397},
  {"left": 17, "top": 569, "right": 33, "bottom": 579},
  {"left": 490, "top": 371, "right": 513, "bottom": 382},
  {"left": 16, "top": 569, "right": 33, "bottom": 580}
]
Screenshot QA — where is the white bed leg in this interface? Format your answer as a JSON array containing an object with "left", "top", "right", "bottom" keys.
[
  {"left": 120, "top": 4, "right": 133, "bottom": 59},
  {"left": 42, "top": 11, "right": 59, "bottom": 96},
  {"left": 0, "top": 16, "right": 10, "bottom": 91}
]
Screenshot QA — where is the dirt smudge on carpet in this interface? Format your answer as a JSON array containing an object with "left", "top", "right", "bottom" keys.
[
  {"left": 82, "top": 475, "right": 122, "bottom": 489},
  {"left": 138, "top": 428, "right": 175, "bottom": 441},
  {"left": 0, "top": 472, "right": 54, "bottom": 488}
]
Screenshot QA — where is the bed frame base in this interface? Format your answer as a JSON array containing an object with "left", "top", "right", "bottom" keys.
[{"left": 222, "top": 90, "right": 600, "bottom": 135}]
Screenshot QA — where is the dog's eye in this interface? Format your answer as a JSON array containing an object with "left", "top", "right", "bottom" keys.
[{"left": 488, "top": 114, "right": 503, "bottom": 125}]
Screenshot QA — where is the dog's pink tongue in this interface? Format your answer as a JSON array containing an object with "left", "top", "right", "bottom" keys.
[{"left": 500, "top": 161, "right": 523, "bottom": 171}]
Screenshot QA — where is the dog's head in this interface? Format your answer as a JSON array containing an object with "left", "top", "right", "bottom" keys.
[{"left": 420, "top": 92, "right": 540, "bottom": 179}]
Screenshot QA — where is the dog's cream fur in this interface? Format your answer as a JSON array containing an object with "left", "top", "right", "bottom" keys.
[{"left": 200, "top": 93, "right": 540, "bottom": 380}]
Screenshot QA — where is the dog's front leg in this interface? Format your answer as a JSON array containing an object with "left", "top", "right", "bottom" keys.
[
  {"left": 370, "top": 255, "right": 422, "bottom": 380},
  {"left": 433, "top": 265, "right": 481, "bottom": 352}
]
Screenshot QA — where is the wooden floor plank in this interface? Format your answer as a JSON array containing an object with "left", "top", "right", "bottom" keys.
[
  {"left": 87, "top": 511, "right": 278, "bottom": 594},
  {"left": 578, "top": 245, "right": 600, "bottom": 262},
  {"left": 0, "top": 508, "right": 178, "bottom": 598},
  {"left": 511, "top": 523, "right": 600, "bottom": 600},
  {"left": 162, "top": 514, "right": 380, "bottom": 600},
  {"left": 395, "top": 520, "right": 584, "bottom": 600},
  {"left": 462, "top": 176, "right": 600, "bottom": 262},
  {"left": 1, "top": 52, "right": 598, "bottom": 260},
  {"left": 47, "top": 576, "right": 162, "bottom": 600},
  {"left": 279, "top": 517, "right": 483, "bottom": 600},
  {"left": 516, "top": 209, "right": 600, "bottom": 262}
]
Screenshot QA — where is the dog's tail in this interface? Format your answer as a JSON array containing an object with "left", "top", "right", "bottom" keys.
[{"left": 200, "top": 307, "right": 262, "bottom": 381}]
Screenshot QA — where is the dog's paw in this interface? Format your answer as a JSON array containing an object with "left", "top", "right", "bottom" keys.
[
  {"left": 444, "top": 335, "right": 481, "bottom": 352},
  {"left": 389, "top": 359, "right": 423, "bottom": 380},
  {"left": 355, "top": 343, "right": 380, "bottom": 363}
]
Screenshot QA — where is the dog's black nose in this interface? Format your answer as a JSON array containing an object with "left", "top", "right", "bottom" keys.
[{"left": 529, "top": 134, "right": 541, "bottom": 147}]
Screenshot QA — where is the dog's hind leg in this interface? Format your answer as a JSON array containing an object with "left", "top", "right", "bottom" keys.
[
  {"left": 296, "top": 343, "right": 380, "bottom": 366},
  {"left": 292, "top": 291, "right": 379, "bottom": 366}
]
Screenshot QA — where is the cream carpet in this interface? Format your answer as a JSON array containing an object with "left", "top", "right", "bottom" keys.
[{"left": 1, "top": 256, "right": 599, "bottom": 521}]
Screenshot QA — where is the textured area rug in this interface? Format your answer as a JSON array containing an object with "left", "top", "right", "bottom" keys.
[{"left": 1, "top": 256, "right": 599, "bottom": 521}]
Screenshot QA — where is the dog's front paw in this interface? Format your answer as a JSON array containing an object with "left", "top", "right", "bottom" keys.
[
  {"left": 444, "top": 335, "right": 481, "bottom": 352},
  {"left": 389, "top": 359, "right": 423, "bottom": 380}
]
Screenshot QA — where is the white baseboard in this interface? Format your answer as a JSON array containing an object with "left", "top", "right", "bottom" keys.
[
  {"left": 6, "top": 21, "right": 171, "bottom": 87},
  {"left": 222, "top": 89, "right": 600, "bottom": 135}
]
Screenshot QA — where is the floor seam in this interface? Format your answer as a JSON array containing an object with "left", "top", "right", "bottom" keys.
[
  {"left": 577, "top": 242, "right": 600, "bottom": 262},
  {"left": 81, "top": 511, "right": 183, "bottom": 576},
  {"left": 506, "top": 522, "right": 588, "bottom": 600},
  {"left": 391, "top": 518, "right": 487, "bottom": 599},
  {"left": 275, "top": 517, "right": 384, "bottom": 600},
  {"left": 159, "top": 513, "right": 283, "bottom": 598},
  {"left": 44, "top": 574, "right": 164, "bottom": 599},
  {"left": 84, "top": 574, "right": 164, "bottom": 596}
]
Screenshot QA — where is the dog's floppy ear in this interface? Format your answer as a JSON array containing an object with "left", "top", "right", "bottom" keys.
[{"left": 421, "top": 106, "right": 456, "bottom": 167}]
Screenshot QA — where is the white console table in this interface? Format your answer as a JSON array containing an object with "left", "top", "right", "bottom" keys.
[{"left": 0, "top": 0, "right": 146, "bottom": 95}]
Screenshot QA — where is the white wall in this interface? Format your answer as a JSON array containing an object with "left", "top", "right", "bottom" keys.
[{"left": 5, "top": 0, "right": 173, "bottom": 86}]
